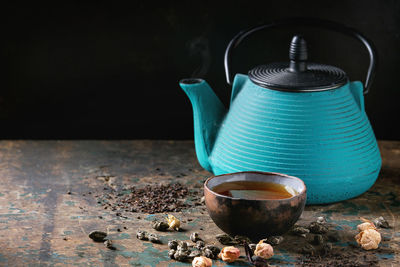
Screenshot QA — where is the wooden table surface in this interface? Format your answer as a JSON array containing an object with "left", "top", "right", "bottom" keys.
[{"left": 0, "top": 140, "right": 399, "bottom": 266}]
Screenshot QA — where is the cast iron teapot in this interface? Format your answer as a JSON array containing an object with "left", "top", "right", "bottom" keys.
[{"left": 180, "top": 18, "right": 381, "bottom": 204}]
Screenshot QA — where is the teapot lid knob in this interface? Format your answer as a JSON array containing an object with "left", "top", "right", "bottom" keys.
[
  {"left": 248, "top": 35, "right": 348, "bottom": 92},
  {"left": 289, "top": 35, "right": 307, "bottom": 72}
]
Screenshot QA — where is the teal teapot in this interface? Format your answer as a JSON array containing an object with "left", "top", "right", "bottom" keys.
[{"left": 180, "top": 18, "right": 381, "bottom": 204}]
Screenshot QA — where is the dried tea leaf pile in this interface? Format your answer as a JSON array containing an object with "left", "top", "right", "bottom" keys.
[{"left": 97, "top": 182, "right": 201, "bottom": 214}]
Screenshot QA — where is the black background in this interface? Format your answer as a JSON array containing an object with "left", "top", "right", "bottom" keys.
[{"left": 3, "top": 1, "right": 400, "bottom": 140}]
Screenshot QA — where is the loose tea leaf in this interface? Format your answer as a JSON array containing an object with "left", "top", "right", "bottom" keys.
[
  {"left": 174, "top": 249, "right": 189, "bottom": 262},
  {"left": 168, "top": 240, "right": 178, "bottom": 250},
  {"left": 195, "top": 240, "right": 205, "bottom": 250},
  {"left": 190, "top": 232, "right": 201, "bottom": 242},
  {"left": 204, "top": 245, "right": 220, "bottom": 256},
  {"left": 88, "top": 231, "right": 107, "bottom": 242},
  {"left": 136, "top": 230, "right": 148, "bottom": 241},
  {"left": 233, "top": 235, "right": 252, "bottom": 245},
  {"left": 308, "top": 222, "right": 328, "bottom": 234},
  {"left": 301, "top": 244, "right": 316, "bottom": 255},
  {"left": 203, "top": 248, "right": 216, "bottom": 259},
  {"left": 313, "top": 234, "right": 324, "bottom": 245},
  {"left": 148, "top": 233, "right": 161, "bottom": 244},
  {"left": 152, "top": 221, "right": 169, "bottom": 231},
  {"left": 177, "top": 241, "right": 189, "bottom": 251},
  {"left": 104, "top": 239, "right": 116, "bottom": 250},
  {"left": 291, "top": 226, "right": 310, "bottom": 238},
  {"left": 321, "top": 242, "right": 332, "bottom": 255},
  {"left": 267, "top": 236, "right": 284, "bottom": 246},
  {"left": 188, "top": 249, "right": 202, "bottom": 259},
  {"left": 216, "top": 234, "right": 236, "bottom": 245},
  {"left": 373, "top": 216, "right": 389, "bottom": 228},
  {"left": 168, "top": 249, "right": 176, "bottom": 259}
]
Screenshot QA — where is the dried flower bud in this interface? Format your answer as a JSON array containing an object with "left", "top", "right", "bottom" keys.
[
  {"left": 166, "top": 214, "right": 181, "bottom": 231},
  {"left": 254, "top": 241, "right": 274, "bottom": 259},
  {"left": 355, "top": 228, "right": 381, "bottom": 250},
  {"left": 357, "top": 222, "right": 376, "bottom": 232},
  {"left": 218, "top": 246, "right": 240, "bottom": 263},
  {"left": 192, "top": 256, "right": 212, "bottom": 267}
]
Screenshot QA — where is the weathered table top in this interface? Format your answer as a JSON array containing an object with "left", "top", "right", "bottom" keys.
[{"left": 0, "top": 140, "right": 399, "bottom": 266}]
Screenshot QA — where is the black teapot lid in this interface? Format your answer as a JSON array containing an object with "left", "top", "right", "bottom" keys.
[{"left": 248, "top": 35, "right": 348, "bottom": 91}]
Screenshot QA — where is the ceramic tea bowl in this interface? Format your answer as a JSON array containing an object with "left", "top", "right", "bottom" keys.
[{"left": 204, "top": 171, "right": 307, "bottom": 241}]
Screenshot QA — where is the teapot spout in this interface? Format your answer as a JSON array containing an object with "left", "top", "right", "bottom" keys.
[{"left": 180, "top": 79, "right": 226, "bottom": 172}]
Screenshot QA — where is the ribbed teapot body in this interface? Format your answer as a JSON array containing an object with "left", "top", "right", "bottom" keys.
[{"left": 209, "top": 78, "right": 381, "bottom": 204}]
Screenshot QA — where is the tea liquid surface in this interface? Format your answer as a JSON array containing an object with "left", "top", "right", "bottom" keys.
[{"left": 212, "top": 181, "right": 296, "bottom": 200}]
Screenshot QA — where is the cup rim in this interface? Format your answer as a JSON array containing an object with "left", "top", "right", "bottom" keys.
[{"left": 204, "top": 171, "right": 307, "bottom": 201}]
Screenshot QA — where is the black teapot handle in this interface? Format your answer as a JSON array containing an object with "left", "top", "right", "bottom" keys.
[{"left": 224, "top": 17, "right": 377, "bottom": 94}]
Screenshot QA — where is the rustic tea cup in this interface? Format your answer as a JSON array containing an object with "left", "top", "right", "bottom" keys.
[{"left": 204, "top": 171, "right": 307, "bottom": 241}]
